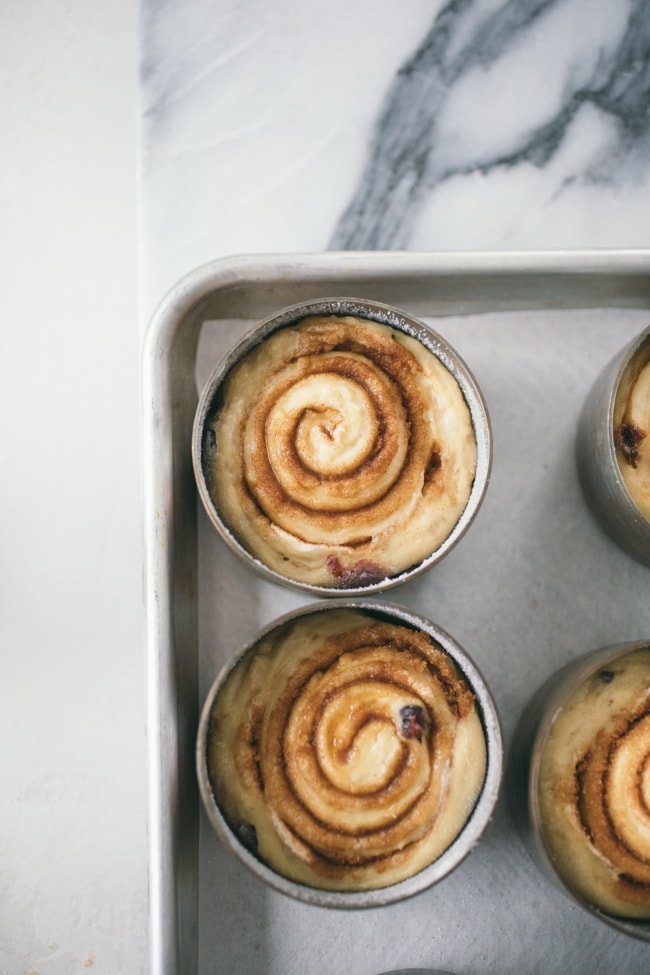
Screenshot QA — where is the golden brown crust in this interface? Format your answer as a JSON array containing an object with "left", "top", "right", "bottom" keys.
[
  {"left": 538, "top": 649, "right": 650, "bottom": 918},
  {"left": 208, "top": 609, "right": 487, "bottom": 891},
  {"left": 615, "top": 357, "right": 650, "bottom": 520},
  {"left": 209, "top": 315, "right": 477, "bottom": 586}
]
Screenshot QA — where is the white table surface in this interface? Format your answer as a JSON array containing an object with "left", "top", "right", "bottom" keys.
[
  {"left": 3, "top": 0, "right": 650, "bottom": 972},
  {"left": 1, "top": 1, "right": 145, "bottom": 973}
]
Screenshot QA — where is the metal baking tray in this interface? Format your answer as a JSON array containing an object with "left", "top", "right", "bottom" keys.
[{"left": 142, "top": 251, "right": 650, "bottom": 975}]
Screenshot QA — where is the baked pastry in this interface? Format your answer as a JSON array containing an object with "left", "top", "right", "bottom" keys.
[
  {"left": 206, "top": 608, "right": 487, "bottom": 891},
  {"left": 615, "top": 355, "right": 650, "bottom": 521},
  {"left": 206, "top": 314, "right": 478, "bottom": 587},
  {"left": 537, "top": 647, "right": 650, "bottom": 918}
]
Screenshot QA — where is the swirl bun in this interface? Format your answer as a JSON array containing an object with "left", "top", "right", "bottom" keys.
[
  {"left": 205, "top": 608, "right": 487, "bottom": 892},
  {"left": 202, "top": 312, "right": 479, "bottom": 588},
  {"left": 538, "top": 647, "right": 650, "bottom": 918},
  {"left": 615, "top": 354, "right": 650, "bottom": 521}
]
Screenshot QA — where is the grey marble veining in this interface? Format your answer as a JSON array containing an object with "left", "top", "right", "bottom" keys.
[
  {"left": 331, "top": 0, "right": 650, "bottom": 249},
  {"left": 139, "top": 0, "right": 650, "bottom": 317}
]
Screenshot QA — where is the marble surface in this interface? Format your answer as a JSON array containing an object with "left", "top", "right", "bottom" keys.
[
  {"left": 141, "top": 0, "right": 650, "bottom": 317},
  {"left": 138, "top": 2, "right": 650, "bottom": 975}
]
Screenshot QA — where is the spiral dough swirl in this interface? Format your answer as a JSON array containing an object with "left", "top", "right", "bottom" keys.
[
  {"left": 538, "top": 648, "right": 650, "bottom": 918},
  {"left": 209, "top": 315, "right": 477, "bottom": 587},
  {"left": 207, "top": 609, "right": 487, "bottom": 891}
]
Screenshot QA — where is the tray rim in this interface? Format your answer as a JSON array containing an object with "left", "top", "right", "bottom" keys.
[
  {"left": 142, "top": 248, "right": 650, "bottom": 975},
  {"left": 144, "top": 247, "right": 650, "bottom": 357}
]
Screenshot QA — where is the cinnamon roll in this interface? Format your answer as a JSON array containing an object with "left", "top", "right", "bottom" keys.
[
  {"left": 538, "top": 647, "right": 650, "bottom": 918},
  {"left": 206, "top": 608, "right": 487, "bottom": 891},
  {"left": 206, "top": 314, "right": 478, "bottom": 588},
  {"left": 615, "top": 356, "right": 650, "bottom": 521}
]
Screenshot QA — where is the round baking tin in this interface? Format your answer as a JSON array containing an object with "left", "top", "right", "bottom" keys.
[
  {"left": 192, "top": 296, "right": 492, "bottom": 596},
  {"left": 509, "top": 639, "right": 650, "bottom": 941},
  {"left": 196, "top": 599, "right": 503, "bottom": 909},
  {"left": 576, "top": 323, "right": 650, "bottom": 567}
]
